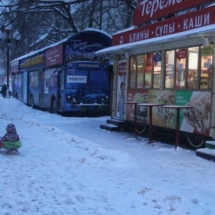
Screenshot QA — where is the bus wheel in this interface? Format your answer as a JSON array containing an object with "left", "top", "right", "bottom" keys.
[
  {"left": 51, "top": 98, "right": 57, "bottom": 114},
  {"left": 186, "top": 135, "right": 205, "bottom": 148},
  {"left": 30, "top": 96, "right": 35, "bottom": 108}
]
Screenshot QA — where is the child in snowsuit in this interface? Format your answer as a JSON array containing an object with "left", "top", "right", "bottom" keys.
[{"left": 0, "top": 124, "right": 22, "bottom": 151}]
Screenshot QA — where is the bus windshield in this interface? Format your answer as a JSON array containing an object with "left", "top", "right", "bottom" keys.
[
  {"left": 66, "top": 69, "right": 109, "bottom": 88},
  {"left": 90, "top": 70, "right": 109, "bottom": 88},
  {"left": 66, "top": 70, "right": 88, "bottom": 88}
]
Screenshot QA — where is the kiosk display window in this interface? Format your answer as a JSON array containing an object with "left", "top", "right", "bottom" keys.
[
  {"left": 164, "top": 45, "right": 212, "bottom": 90},
  {"left": 129, "top": 52, "right": 162, "bottom": 89},
  {"left": 165, "top": 50, "right": 175, "bottom": 88},
  {"left": 187, "top": 47, "right": 199, "bottom": 89},
  {"left": 176, "top": 48, "right": 186, "bottom": 89},
  {"left": 129, "top": 56, "right": 136, "bottom": 88},
  {"left": 129, "top": 44, "right": 213, "bottom": 91},
  {"left": 153, "top": 52, "right": 162, "bottom": 88},
  {"left": 144, "top": 53, "right": 153, "bottom": 88},
  {"left": 200, "top": 46, "right": 213, "bottom": 89},
  {"left": 137, "top": 55, "right": 144, "bottom": 88}
]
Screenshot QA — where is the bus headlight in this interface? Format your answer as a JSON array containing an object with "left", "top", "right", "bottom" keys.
[{"left": 66, "top": 95, "right": 71, "bottom": 102}]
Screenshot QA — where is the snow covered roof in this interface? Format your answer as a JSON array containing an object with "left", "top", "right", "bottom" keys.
[
  {"left": 95, "top": 24, "right": 215, "bottom": 55},
  {"left": 84, "top": 28, "right": 112, "bottom": 39},
  {"left": 11, "top": 38, "right": 68, "bottom": 63},
  {"left": 12, "top": 28, "right": 112, "bottom": 63}
]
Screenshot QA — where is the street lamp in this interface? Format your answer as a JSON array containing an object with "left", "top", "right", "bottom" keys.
[{"left": 1, "top": 22, "right": 21, "bottom": 98}]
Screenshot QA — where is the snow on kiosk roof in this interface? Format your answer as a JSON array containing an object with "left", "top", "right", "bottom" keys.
[
  {"left": 95, "top": 24, "right": 215, "bottom": 55},
  {"left": 96, "top": 1, "right": 215, "bottom": 55}
]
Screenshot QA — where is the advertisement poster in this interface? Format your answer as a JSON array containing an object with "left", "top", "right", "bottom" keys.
[
  {"left": 148, "top": 90, "right": 175, "bottom": 128},
  {"left": 146, "top": 90, "right": 211, "bottom": 135},
  {"left": 176, "top": 91, "right": 211, "bottom": 135},
  {"left": 116, "top": 60, "right": 126, "bottom": 118},
  {"left": 64, "top": 30, "right": 111, "bottom": 63},
  {"left": 126, "top": 89, "right": 148, "bottom": 122},
  {"left": 45, "top": 44, "right": 63, "bottom": 67},
  {"left": 123, "top": 89, "right": 211, "bottom": 135}
]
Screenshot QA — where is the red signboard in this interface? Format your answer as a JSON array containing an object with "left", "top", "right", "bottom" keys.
[
  {"left": 118, "top": 60, "right": 127, "bottom": 76},
  {"left": 133, "top": 0, "right": 212, "bottom": 26},
  {"left": 177, "top": 48, "right": 186, "bottom": 59},
  {"left": 45, "top": 44, "right": 63, "bottom": 67},
  {"left": 113, "top": 5, "right": 215, "bottom": 46}
]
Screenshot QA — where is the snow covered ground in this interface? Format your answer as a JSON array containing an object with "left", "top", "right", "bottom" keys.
[{"left": 0, "top": 97, "right": 215, "bottom": 215}]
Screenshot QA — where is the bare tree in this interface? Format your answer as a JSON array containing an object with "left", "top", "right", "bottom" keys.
[{"left": 0, "top": 0, "right": 137, "bottom": 72}]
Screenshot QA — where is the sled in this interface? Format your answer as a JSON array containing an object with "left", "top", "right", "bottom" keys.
[{"left": 0, "top": 141, "right": 22, "bottom": 155}]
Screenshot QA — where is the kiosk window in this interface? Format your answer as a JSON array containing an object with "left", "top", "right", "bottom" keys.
[
  {"left": 200, "top": 46, "right": 213, "bottom": 89},
  {"left": 165, "top": 50, "right": 175, "bottom": 88},
  {"left": 176, "top": 48, "right": 186, "bottom": 89},
  {"left": 129, "top": 44, "right": 213, "bottom": 90},
  {"left": 153, "top": 52, "right": 162, "bottom": 88},
  {"left": 137, "top": 55, "right": 144, "bottom": 88},
  {"left": 129, "top": 52, "right": 162, "bottom": 89},
  {"left": 144, "top": 53, "right": 152, "bottom": 88},
  {"left": 129, "top": 56, "right": 136, "bottom": 88},
  {"left": 187, "top": 47, "right": 199, "bottom": 89}
]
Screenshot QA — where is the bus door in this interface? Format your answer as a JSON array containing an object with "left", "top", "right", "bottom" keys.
[
  {"left": 23, "top": 71, "right": 28, "bottom": 104},
  {"left": 57, "top": 68, "right": 64, "bottom": 109},
  {"left": 39, "top": 70, "right": 45, "bottom": 106}
]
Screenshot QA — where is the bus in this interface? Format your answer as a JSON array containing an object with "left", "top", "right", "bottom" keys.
[{"left": 11, "top": 29, "right": 112, "bottom": 115}]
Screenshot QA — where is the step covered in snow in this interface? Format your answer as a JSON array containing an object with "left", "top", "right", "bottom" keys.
[
  {"left": 205, "top": 140, "right": 215, "bottom": 149},
  {"left": 100, "top": 124, "right": 121, "bottom": 131},
  {"left": 196, "top": 148, "right": 215, "bottom": 162}
]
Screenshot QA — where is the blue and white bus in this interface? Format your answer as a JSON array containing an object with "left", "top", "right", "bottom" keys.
[{"left": 11, "top": 29, "right": 112, "bottom": 115}]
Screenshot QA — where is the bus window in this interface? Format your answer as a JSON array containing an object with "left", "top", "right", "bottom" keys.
[
  {"left": 29, "top": 71, "right": 39, "bottom": 87},
  {"left": 66, "top": 70, "right": 88, "bottom": 88},
  {"left": 187, "top": 47, "right": 199, "bottom": 89},
  {"left": 15, "top": 74, "right": 22, "bottom": 88},
  {"left": 50, "top": 69, "right": 58, "bottom": 88},
  {"left": 165, "top": 50, "right": 175, "bottom": 88},
  {"left": 90, "top": 70, "right": 109, "bottom": 88}
]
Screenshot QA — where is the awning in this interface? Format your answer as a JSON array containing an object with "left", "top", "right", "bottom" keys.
[{"left": 95, "top": 24, "right": 215, "bottom": 55}]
